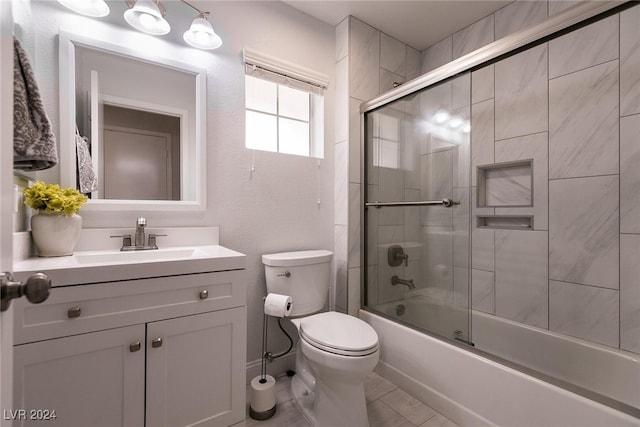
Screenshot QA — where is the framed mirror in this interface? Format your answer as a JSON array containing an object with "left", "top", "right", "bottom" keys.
[{"left": 59, "top": 30, "right": 206, "bottom": 211}]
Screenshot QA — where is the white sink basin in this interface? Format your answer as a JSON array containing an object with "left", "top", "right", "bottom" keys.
[{"left": 73, "top": 247, "right": 206, "bottom": 264}]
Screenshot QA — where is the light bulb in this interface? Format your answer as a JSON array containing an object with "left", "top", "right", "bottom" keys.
[
  {"left": 449, "top": 115, "right": 463, "bottom": 128},
  {"left": 434, "top": 109, "right": 450, "bottom": 124},
  {"left": 138, "top": 13, "right": 159, "bottom": 31}
]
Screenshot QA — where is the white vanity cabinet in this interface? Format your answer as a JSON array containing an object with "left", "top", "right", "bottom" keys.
[
  {"left": 12, "top": 269, "right": 247, "bottom": 427},
  {"left": 14, "top": 324, "right": 146, "bottom": 427}
]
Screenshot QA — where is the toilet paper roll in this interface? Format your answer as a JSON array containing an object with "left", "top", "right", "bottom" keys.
[
  {"left": 250, "top": 375, "right": 276, "bottom": 416},
  {"left": 264, "top": 293, "right": 293, "bottom": 317}
]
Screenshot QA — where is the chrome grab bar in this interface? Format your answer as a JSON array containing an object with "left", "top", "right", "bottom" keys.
[{"left": 365, "top": 198, "right": 458, "bottom": 208}]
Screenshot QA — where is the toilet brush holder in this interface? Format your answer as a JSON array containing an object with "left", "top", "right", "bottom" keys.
[{"left": 249, "top": 374, "right": 276, "bottom": 420}]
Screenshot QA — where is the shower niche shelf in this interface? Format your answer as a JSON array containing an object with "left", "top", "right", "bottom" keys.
[
  {"left": 477, "top": 160, "right": 533, "bottom": 208},
  {"left": 477, "top": 215, "right": 533, "bottom": 230}
]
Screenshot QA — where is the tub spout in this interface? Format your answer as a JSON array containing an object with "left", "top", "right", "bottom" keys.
[{"left": 391, "top": 275, "right": 416, "bottom": 289}]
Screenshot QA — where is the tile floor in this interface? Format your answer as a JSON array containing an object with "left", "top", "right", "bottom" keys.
[{"left": 246, "top": 371, "right": 459, "bottom": 427}]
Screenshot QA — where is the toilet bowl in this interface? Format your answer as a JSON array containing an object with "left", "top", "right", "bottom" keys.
[
  {"left": 262, "top": 250, "right": 379, "bottom": 427},
  {"left": 292, "top": 312, "right": 379, "bottom": 427}
]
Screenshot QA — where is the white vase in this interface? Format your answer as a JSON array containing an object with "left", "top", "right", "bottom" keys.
[{"left": 31, "top": 212, "right": 82, "bottom": 257}]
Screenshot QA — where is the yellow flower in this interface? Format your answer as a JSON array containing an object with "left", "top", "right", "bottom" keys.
[{"left": 24, "top": 181, "right": 88, "bottom": 216}]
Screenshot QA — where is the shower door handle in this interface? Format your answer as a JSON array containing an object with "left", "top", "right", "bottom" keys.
[{"left": 365, "top": 198, "right": 459, "bottom": 208}]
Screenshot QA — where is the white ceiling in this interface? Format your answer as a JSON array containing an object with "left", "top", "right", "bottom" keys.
[{"left": 281, "top": 1, "right": 511, "bottom": 51}]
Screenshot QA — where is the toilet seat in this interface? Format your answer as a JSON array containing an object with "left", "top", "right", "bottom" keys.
[{"left": 299, "top": 312, "right": 379, "bottom": 357}]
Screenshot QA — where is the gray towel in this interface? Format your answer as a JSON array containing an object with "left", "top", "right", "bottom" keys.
[
  {"left": 13, "top": 37, "right": 58, "bottom": 171},
  {"left": 75, "top": 129, "right": 98, "bottom": 194}
]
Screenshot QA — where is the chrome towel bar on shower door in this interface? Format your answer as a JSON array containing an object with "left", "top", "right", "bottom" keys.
[{"left": 365, "top": 198, "right": 458, "bottom": 208}]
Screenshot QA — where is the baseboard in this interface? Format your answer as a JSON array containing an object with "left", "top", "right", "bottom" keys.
[{"left": 246, "top": 350, "right": 296, "bottom": 384}]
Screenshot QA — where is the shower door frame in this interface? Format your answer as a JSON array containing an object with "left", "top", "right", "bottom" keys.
[
  {"left": 360, "top": 0, "right": 627, "bottom": 314},
  {"left": 359, "top": 1, "right": 624, "bottom": 116}
]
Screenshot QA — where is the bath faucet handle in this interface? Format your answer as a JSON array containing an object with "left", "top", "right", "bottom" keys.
[
  {"left": 147, "top": 234, "right": 167, "bottom": 248},
  {"left": 110, "top": 234, "right": 132, "bottom": 249},
  {"left": 388, "top": 245, "right": 409, "bottom": 267}
]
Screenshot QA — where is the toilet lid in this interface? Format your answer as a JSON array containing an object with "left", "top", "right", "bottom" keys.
[{"left": 300, "top": 312, "right": 379, "bottom": 357}]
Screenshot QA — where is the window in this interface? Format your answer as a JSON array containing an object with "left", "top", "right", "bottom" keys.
[
  {"left": 372, "top": 112, "right": 400, "bottom": 169},
  {"left": 243, "top": 49, "right": 326, "bottom": 158}
]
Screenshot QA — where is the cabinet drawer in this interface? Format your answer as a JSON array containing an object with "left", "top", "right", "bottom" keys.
[{"left": 14, "top": 270, "right": 246, "bottom": 344}]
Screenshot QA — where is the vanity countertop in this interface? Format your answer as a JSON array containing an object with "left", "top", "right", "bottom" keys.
[
  {"left": 13, "top": 227, "right": 246, "bottom": 287},
  {"left": 14, "top": 245, "right": 246, "bottom": 287}
]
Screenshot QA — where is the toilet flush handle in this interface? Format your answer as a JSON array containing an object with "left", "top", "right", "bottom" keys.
[{"left": 277, "top": 271, "right": 291, "bottom": 278}]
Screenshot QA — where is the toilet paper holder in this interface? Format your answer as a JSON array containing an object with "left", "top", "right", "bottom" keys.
[{"left": 250, "top": 295, "right": 295, "bottom": 420}]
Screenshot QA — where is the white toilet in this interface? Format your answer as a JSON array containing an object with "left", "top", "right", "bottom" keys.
[{"left": 262, "top": 250, "right": 379, "bottom": 427}]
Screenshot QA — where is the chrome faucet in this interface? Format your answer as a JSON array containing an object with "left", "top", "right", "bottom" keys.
[
  {"left": 135, "top": 217, "right": 147, "bottom": 247},
  {"left": 110, "top": 217, "right": 166, "bottom": 251},
  {"left": 391, "top": 275, "right": 416, "bottom": 290}
]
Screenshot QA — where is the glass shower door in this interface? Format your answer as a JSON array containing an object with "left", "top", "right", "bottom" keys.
[{"left": 363, "top": 73, "right": 472, "bottom": 344}]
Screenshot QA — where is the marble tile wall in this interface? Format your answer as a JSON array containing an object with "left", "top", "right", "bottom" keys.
[
  {"left": 494, "top": 44, "right": 548, "bottom": 141},
  {"left": 549, "top": 280, "right": 619, "bottom": 348},
  {"left": 495, "top": 230, "right": 548, "bottom": 329},
  {"left": 337, "top": 16, "right": 424, "bottom": 312},
  {"left": 461, "top": 2, "right": 639, "bottom": 352},
  {"left": 549, "top": 175, "right": 619, "bottom": 290},
  {"left": 548, "top": 60, "right": 619, "bottom": 179},
  {"left": 451, "top": 15, "right": 494, "bottom": 60},
  {"left": 494, "top": 1, "right": 547, "bottom": 40}
]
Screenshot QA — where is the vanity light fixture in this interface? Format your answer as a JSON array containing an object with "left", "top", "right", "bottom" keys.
[
  {"left": 56, "top": 0, "right": 110, "bottom": 17},
  {"left": 181, "top": 2, "right": 223, "bottom": 50},
  {"left": 124, "top": 0, "right": 171, "bottom": 36},
  {"left": 183, "top": 12, "right": 222, "bottom": 50},
  {"left": 431, "top": 109, "right": 470, "bottom": 134}
]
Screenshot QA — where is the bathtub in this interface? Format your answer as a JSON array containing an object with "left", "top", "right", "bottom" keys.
[{"left": 363, "top": 299, "right": 640, "bottom": 426}]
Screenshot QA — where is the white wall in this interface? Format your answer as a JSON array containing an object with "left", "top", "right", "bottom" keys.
[
  {"left": 204, "top": 1, "right": 335, "bottom": 369},
  {"left": 13, "top": 0, "right": 336, "bottom": 371}
]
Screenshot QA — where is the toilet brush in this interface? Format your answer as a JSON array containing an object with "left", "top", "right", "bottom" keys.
[{"left": 249, "top": 311, "right": 277, "bottom": 420}]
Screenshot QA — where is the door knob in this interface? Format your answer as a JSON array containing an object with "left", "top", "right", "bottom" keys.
[
  {"left": 1, "top": 272, "right": 51, "bottom": 311},
  {"left": 151, "top": 337, "right": 163, "bottom": 348}
]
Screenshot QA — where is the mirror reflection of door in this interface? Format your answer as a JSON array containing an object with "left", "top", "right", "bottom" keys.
[
  {"left": 101, "top": 105, "right": 181, "bottom": 200},
  {"left": 103, "top": 126, "right": 172, "bottom": 200}
]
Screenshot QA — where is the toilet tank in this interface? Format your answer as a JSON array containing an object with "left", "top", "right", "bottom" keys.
[{"left": 262, "top": 250, "right": 333, "bottom": 317}]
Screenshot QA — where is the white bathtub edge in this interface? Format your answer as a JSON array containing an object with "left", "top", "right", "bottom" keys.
[
  {"left": 361, "top": 310, "right": 640, "bottom": 427},
  {"left": 374, "top": 361, "right": 497, "bottom": 427}
]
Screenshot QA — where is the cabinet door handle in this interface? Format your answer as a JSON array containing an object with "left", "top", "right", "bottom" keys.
[
  {"left": 199, "top": 290, "right": 208, "bottom": 300},
  {"left": 151, "top": 337, "right": 163, "bottom": 348},
  {"left": 67, "top": 307, "right": 82, "bottom": 318},
  {"left": 129, "top": 341, "right": 141, "bottom": 352}
]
